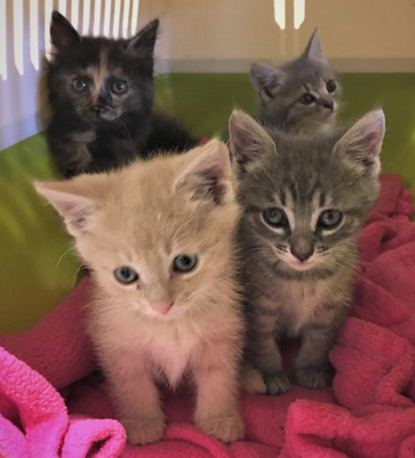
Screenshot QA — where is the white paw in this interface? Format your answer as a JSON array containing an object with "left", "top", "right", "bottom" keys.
[
  {"left": 196, "top": 413, "right": 244, "bottom": 443},
  {"left": 121, "top": 415, "right": 165, "bottom": 445}
]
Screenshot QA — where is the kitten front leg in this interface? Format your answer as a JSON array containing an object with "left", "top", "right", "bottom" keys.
[
  {"left": 246, "top": 312, "right": 290, "bottom": 395},
  {"left": 51, "top": 139, "right": 93, "bottom": 177},
  {"left": 193, "top": 338, "right": 244, "bottom": 443},
  {"left": 296, "top": 304, "right": 346, "bottom": 389},
  {"left": 47, "top": 123, "right": 94, "bottom": 177},
  {"left": 104, "top": 351, "right": 165, "bottom": 445}
]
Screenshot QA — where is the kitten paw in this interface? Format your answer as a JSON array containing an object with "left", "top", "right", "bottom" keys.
[
  {"left": 264, "top": 372, "right": 291, "bottom": 395},
  {"left": 196, "top": 413, "right": 244, "bottom": 443},
  {"left": 241, "top": 364, "right": 267, "bottom": 394},
  {"left": 121, "top": 415, "right": 165, "bottom": 445},
  {"left": 296, "top": 366, "right": 333, "bottom": 389}
]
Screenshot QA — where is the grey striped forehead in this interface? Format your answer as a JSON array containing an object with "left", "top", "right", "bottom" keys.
[
  {"left": 272, "top": 179, "right": 331, "bottom": 208},
  {"left": 280, "top": 56, "right": 337, "bottom": 91},
  {"left": 239, "top": 127, "right": 362, "bottom": 210}
]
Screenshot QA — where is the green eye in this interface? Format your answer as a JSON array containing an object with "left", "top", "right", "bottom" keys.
[
  {"left": 113, "top": 266, "right": 139, "bottom": 284},
  {"left": 317, "top": 209, "right": 343, "bottom": 229},
  {"left": 262, "top": 208, "right": 289, "bottom": 228},
  {"left": 173, "top": 254, "right": 198, "bottom": 273},
  {"left": 72, "top": 77, "right": 89, "bottom": 92},
  {"left": 112, "top": 79, "right": 128, "bottom": 94}
]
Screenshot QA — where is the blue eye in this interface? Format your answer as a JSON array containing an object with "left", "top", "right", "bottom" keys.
[
  {"left": 317, "top": 209, "right": 343, "bottom": 229},
  {"left": 173, "top": 254, "right": 198, "bottom": 273},
  {"left": 113, "top": 266, "right": 139, "bottom": 284},
  {"left": 72, "top": 77, "right": 89, "bottom": 92},
  {"left": 262, "top": 208, "right": 289, "bottom": 228}
]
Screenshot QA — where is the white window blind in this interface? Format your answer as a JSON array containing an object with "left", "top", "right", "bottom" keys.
[{"left": 274, "top": 0, "right": 306, "bottom": 31}]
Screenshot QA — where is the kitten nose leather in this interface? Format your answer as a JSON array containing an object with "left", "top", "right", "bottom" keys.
[
  {"left": 322, "top": 100, "right": 334, "bottom": 111},
  {"left": 290, "top": 246, "right": 314, "bottom": 262},
  {"left": 151, "top": 301, "right": 174, "bottom": 315},
  {"left": 92, "top": 104, "right": 105, "bottom": 114}
]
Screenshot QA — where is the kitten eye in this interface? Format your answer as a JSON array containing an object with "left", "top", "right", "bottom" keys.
[
  {"left": 326, "top": 79, "right": 337, "bottom": 93},
  {"left": 72, "top": 77, "right": 90, "bottom": 93},
  {"left": 262, "top": 208, "right": 289, "bottom": 228},
  {"left": 299, "top": 93, "right": 315, "bottom": 105},
  {"left": 113, "top": 266, "right": 139, "bottom": 284},
  {"left": 317, "top": 209, "right": 343, "bottom": 229},
  {"left": 112, "top": 79, "right": 128, "bottom": 94},
  {"left": 173, "top": 254, "right": 198, "bottom": 273}
]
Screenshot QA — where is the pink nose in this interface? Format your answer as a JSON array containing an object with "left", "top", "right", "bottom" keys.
[{"left": 151, "top": 301, "right": 174, "bottom": 315}]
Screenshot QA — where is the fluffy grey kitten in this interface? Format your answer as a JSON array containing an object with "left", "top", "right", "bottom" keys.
[
  {"left": 229, "top": 109, "right": 385, "bottom": 394},
  {"left": 250, "top": 30, "right": 340, "bottom": 134}
]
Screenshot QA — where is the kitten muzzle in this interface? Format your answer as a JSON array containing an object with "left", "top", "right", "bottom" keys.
[
  {"left": 91, "top": 104, "right": 107, "bottom": 117},
  {"left": 320, "top": 98, "right": 334, "bottom": 112},
  {"left": 290, "top": 244, "right": 314, "bottom": 262},
  {"left": 151, "top": 301, "right": 174, "bottom": 315}
]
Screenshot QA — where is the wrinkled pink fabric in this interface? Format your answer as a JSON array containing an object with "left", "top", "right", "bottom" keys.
[{"left": 1, "top": 173, "right": 415, "bottom": 458}]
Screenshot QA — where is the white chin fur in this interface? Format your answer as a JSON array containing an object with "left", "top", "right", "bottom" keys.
[
  {"left": 144, "top": 307, "right": 185, "bottom": 320},
  {"left": 284, "top": 260, "right": 316, "bottom": 271},
  {"left": 276, "top": 252, "right": 319, "bottom": 271}
]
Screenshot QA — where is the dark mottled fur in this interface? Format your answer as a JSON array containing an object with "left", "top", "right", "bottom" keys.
[
  {"left": 229, "top": 109, "right": 385, "bottom": 394},
  {"left": 45, "top": 12, "right": 197, "bottom": 177},
  {"left": 250, "top": 30, "right": 341, "bottom": 134}
]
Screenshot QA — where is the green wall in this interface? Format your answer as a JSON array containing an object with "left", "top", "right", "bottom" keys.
[{"left": 0, "top": 73, "right": 414, "bottom": 334}]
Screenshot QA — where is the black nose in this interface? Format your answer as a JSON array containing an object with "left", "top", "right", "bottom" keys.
[
  {"left": 92, "top": 104, "right": 104, "bottom": 113},
  {"left": 290, "top": 246, "right": 314, "bottom": 262}
]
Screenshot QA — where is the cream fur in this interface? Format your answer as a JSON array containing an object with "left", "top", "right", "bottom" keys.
[{"left": 35, "top": 139, "right": 245, "bottom": 445}]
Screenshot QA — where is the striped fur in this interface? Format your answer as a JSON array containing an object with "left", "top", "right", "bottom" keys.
[{"left": 229, "top": 109, "right": 384, "bottom": 394}]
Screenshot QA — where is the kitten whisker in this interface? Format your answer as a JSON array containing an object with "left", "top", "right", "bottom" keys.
[{"left": 55, "top": 245, "right": 77, "bottom": 272}]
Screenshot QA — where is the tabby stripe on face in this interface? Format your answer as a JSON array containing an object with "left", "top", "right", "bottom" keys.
[
  {"left": 278, "top": 189, "right": 286, "bottom": 206},
  {"left": 319, "top": 192, "right": 326, "bottom": 208},
  {"left": 289, "top": 183, "right": 298, "bottom": 202}
]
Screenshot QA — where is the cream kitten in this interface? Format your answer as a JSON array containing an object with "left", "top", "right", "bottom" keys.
[{"left": 35, "top": 139, "right": 244, "bottom": 445}]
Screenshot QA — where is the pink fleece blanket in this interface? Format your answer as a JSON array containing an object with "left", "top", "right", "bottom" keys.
[{"left": 1, "top": 173, "right": 415, "bottom": 458}]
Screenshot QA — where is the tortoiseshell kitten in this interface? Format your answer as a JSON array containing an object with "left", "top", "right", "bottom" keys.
[{"left": 45, "top": 12, "right": 197, "bottom": 178}]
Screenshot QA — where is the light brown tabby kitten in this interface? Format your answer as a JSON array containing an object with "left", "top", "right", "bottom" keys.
[{"left": 35, "top": 139, "right": 244, "bottom": 445}]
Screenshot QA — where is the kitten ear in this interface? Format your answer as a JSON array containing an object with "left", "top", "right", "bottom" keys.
[
  {"left": 228, "top": 110, "right": 276, "bottom": 173},
  {"left": 174, "top": 139, "right": 233, "bottom": 205},
  {"left": 34, "top": 176, "right": 104, "bottom": 237},
  {"left": 333, "top": 109, "right": 385, "bottom": 176},
  {"left": 303, "top": 29, "right": 326, "bottom": 62},
  {"left": 50, "top": 11, "right": 82, "bottom": 51},
  {"left": 127, "top": 18, "right": 159, "bottom": 56},
  {"left": 250, "top": 63, "right": 285, "bottom": 101}
]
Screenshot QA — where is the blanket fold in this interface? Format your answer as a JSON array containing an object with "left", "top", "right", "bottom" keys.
[{"left": 1, "top": 172, "right": 415, "bottom": 458}]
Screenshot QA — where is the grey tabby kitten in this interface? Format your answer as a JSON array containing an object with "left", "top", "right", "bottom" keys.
[
  {"left": 229, "top": 109, "right": 385, "bottom": 394},
  {"left": 250, "top": 30, "right": 340, "bottom": 133}
]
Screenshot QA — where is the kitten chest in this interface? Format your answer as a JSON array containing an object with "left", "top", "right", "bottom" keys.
[
  {"left": 275, "top": 278, "right": 334, "bottom": 336},
  {"left": 151, "top": 325, "right": 200, "bottom": 387}
]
